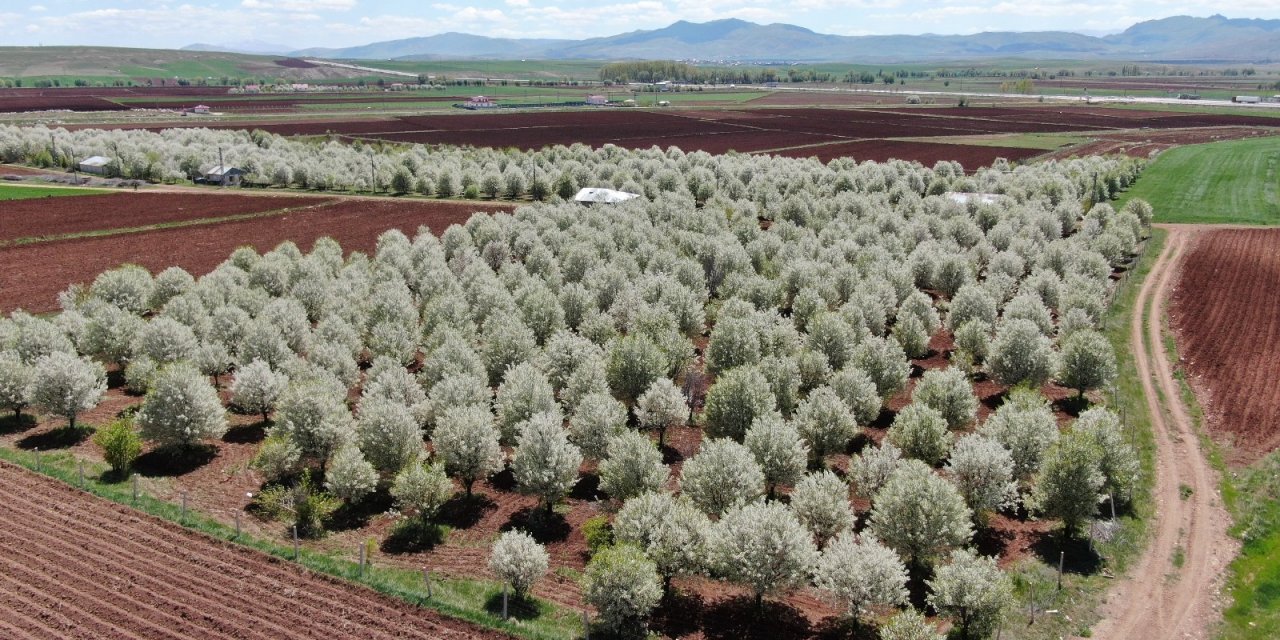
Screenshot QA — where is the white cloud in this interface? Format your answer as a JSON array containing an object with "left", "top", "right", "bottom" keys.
[{"left": 241, "top": 0, "right": 356, "bottom": 11}]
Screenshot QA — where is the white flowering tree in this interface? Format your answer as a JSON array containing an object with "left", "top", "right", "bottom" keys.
[
  {"left": 136, "top": 362, "right": 227, "bottom": 450},
  {"left": 868, "top": 460, "right": 973, "bottom": 568},
  {"left": 927, "top": 548, "right": 1014, "bottom": 640},
  {"left": 432, "top": 404, "right": 504, "bottom": 498},
  {"left": 29, "top": 352, "right": 106, "bottom": 430},
  {"left": 390, "top": 458, "right": 456, "bottom": 523},
  {"left": 977, "top": 388, "right": 1059, "bottom": 484},
  {"left": 744, "top": 413, "right": 807, "bottom": 497},
  {"left": 1056, "top": 329, "right": 1117, "bottom": 398},
  {"left": 568, "top": 392, "right": 627, "bottom": 461},
  {"left": 703, "top": 366, "right": 774, "bottom": 441},
  {"left": 230, "top": 359, "right": 288, "bottom": 423},
  {"left": 613, "top": 491, "right": 710, "bottom": 590},
  {"left": 887, "top": 403, "right": 953, "bottom": 465},
  {"left": 680, "top": 438, "right": 764, "bottom": 516},
  {"left": 511, "top": 412, "right": 583, "bottom": 514},
  {"left": 913, "top": 367, "right": 978, "bottom": 430},
  {"left": 356, "top": 397, "right": 424, "bottom": 477},
  {"left": 988, "top": 318, "right": 1056, "bottom": 389},
  {"left": 0, "top": 350, "right": 32, "bottom": 423},
  {"left": 489, "top": 530, "right": 549, "bottom": 598},
  {"left": 849, "top": 442, "right": 903, "bottom": 502},
  {"left": 813, "top": 533, "right": 908, "bottom": 621},
  {"left": 325, "top": 441, "right": 378, "bottom": 503},
  {"left": 709, "top": 500, "right": 819, "bottom": 608},
  {"left": 946, "top": 434, "right": 1019, "bottom": 521},
  {"left": 598, "top": 431, "right": 669, "bottom": 502},
  {"left": 581, "top": 544, "right": 663, "bottom": 634},
  {"left": 790, "top": 470, "right": 854, "bottom": 547},
  {"left": 633, "top": 377, "right": 688, "bottom": 447}
]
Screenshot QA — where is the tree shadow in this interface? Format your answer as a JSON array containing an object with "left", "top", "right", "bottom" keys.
[
  {"left": 106, "top": 369, "right": 126, "bottom": 390},
  {"left": 812, "top": 615, "right": 882, "bottom": 640},
  {"left": 1052, "top": 395, "right": 1090, "bottom": 418},
  {"left": 381, "top": 517, "right": 448, "bottom": 554},
  {"left": 869, "top": 408, "right": 897, "bottom": 430},
  {"left": 974, "top": 523, "right": 1017, "bottom": 560},
  {"left": 502, "top": 506, "right": 571, "bottom": 544},
  {"left": 483, "top": 591, "right": 541, "bottom": 621},
  {"left": 649, "top": 589, "right": 706, "bottom": 638},
  {"left": 0, "top": 413, "right": 37, "bottom": 436},
  {"left": 905, "top": 563, "right": 935, "bottom": 611},
  {"left": 17, "top": 424, "right": 94, "bottom": 450},
  {"left": 222, "top": 421, "right": 268, "bottom": 444},
  {"left": 701, "top": 594, "right": 813, "bottom": 640},
  {"left": 437, "top": 493, "right": 496, "bottom": 530},
  {"left": 660, "top": 443, "right": 685, "bottom": 465},
  {"left": 488, "top": 467, "right": 517, "bottom": 492},
  {"left": 570, "top": 472, "right": 601, "bottom": 501},
  {"left": 1031, "top": 530, "right": 1103, "bottom": 576},
  {"left": 329, "top": 490, "right": 395, "bottom": 531},
  {"left": 133, "top": 443, "right": 219, "bottom": 477}
]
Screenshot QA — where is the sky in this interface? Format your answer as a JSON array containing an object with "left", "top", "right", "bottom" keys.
[{"left": 2, "top": 1, "right": 1278, "bottom": 50}]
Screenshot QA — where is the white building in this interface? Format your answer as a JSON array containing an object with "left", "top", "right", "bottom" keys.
[
  {"left": 202, "top": 165, "right": 247, "bottom": 186},
  {"left": 573, "top": 187, "right": 640, "bottom": 205},
  {"left": 585, "top": 94, "right": 608, "bottom": 106},
  {"left": 78, "top": 156, "right": 111, "bottom": 175}
]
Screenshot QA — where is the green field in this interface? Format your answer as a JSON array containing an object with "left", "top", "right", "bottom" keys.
[
  {"left": 1118, "top": 136, "right": 1280, "bottom": 224},
  {"left": 0, "top": 184, "right": 108, "bottom": 200},
  {"left": 1221, "top": 453, "right": 1280, "bottom": 639}
]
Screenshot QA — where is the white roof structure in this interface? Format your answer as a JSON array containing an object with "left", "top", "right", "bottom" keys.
[
  {"left": 203, "top": 165, "right": 245, "bottom": 177},
  {"left": 945, "top": 192, "right": 1001, "bottom": 206},
  {"left": 573, "top": 187, "right": 640, "bottom": 204},
  {"left": 79, "top": 156, "right": 111, "bottom": 167}
]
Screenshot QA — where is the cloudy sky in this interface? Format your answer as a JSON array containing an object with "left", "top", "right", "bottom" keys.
[{"left": 4, "top": 1, "right": 1276, "bottom": 50}]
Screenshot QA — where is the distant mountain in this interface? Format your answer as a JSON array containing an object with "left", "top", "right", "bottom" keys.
[
  {"left": 182, "top": 40, "right": 294, "bottom": 56},
  {"left": 292, "top": 33, "right": 573, "bottom": 60},
  {"left": 273, "top": 15, "right": 1280, "bottom": 63}
]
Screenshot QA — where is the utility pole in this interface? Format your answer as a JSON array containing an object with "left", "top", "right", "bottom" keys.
[
  {"left": 218, "top": 146, "right": 225, "bottom": 187},
  {"left": 369, "top": 152, "right": 376, "bottom": 193}
]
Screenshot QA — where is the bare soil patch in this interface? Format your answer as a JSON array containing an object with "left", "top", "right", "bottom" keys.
[
  {"left": 0, "top": 198, "right": 512, "bottom": 313},
  {"left": 1170, "top": 227, "right": 1280, "bottom": 464},
  {"left": 0, "top": 460, "right": 510, "bottom": 639}
]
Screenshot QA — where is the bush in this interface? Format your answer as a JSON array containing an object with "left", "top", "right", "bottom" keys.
[
  {"left": 887, "top": 403, "right": 953, "bottom": 465},
  {"left": 813, "top": 533, "right": 908, "bottom": 620},
  {"left": 582, "top": 515, "right": 613, "bottom": 557},
  {"left": 582, "top": 544, "right": 663, "bottom": 634},
  {"left": 790, "top": 470, "right": 854, "bottom": 547},
  {"left": 913, "top": 367, "right": 977, "bottom": 429},
  {"left": 252, "top": 430, "right": 302, "bottom": 483},
  {"left": 927, "top": 548, "right": 1014, "bottom": 640},
  {"left": 489, "top": 530, "right": 549, "bottom": 597},
  {"left": 613, "top": 491, "right": 710, "bottom": 586},
  {"left": 879, "top": 608, "right": 944, "bottom": 640},
  {"left": 92, "top": 418, "right": 142, "bottom": 474},
  {"left": 433, "top": 404, "right": 504, "bottom": 497},
  {"left": 680, "top": 438, "right": 764, "bottom": 516},
  {"left": 744, "top": 412, "right": 807, "bottom": 496},
  {"left": 793, "top": 386, "right": 858, "bottom": 463},
  {"left": 709, "top": 500, "right": 818, "bottom": 606},
  {"left": 390, "top": 458, "right": 455, "bottom": 522},
  {"left": 988, "top": 319, "right": 1055, "bottom": 388},
  {"left": 868, "top": 460, "right": 973, "bottom": 567},
  {"left": 325, "top": 441, "right": 378, "bottom": 503},
  {"left": 136, "top": 362, "right": 227, "bottom": 449},
  {"left": 29, "top": 352, "right": 106, "bottom": 430},
  {"left": 511, "top": 412, "right": 583, "bottom": 513},
  {"left": 703, "top": 365, "right": 774, "bottom": 441},
  {"left": 598, "top": 431, "right": 669, "bottom": 502}
]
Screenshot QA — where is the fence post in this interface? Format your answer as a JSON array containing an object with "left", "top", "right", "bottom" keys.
[
  {"left": 582, "top": 610, "right": 590, "bottom": 640},
  {"left": 132, "top": 473, "right": 139, "bottom": 504},
  {"left": 181, "top": 492, "right": 188, "bottom": 522},
  {"left": 423, "top": 568, "right": 432, "bottom": 599},
  {"left": 1110, "top": 493, "right": 1116, "bottom": 521},
  {"left": 235, "top": 512, "right": 241, "bottom": 538},
  {"left": 359, "top": 544, "right": 366, "bottom": 577},
  {"left": 1058, "top": 551, "right": 1065, "bottom": 590},
  {"left": 502, "top": 583, "right": 508, "bottom": 620},
  {"left": 78, "top": 460, "right": 85, "bottom": 488},
  {"left": 33, "top": 448, "right": 39, "bottom": 472},
  {"left": 293, "top": 525, "right": 300, "bottom": 561}
]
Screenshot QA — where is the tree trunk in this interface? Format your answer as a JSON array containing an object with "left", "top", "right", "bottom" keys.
[
  {"left": 262, "top": 410, "right": 270, "bottom": 424},
  {"left": 464, "top": 478, "right": 474, "bottom": 498}
]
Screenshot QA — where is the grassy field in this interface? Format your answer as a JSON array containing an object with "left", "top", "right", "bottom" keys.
[
  {"left": 1221, "top": 452, "right": 1280, "bottom": 639},
  {"left": 0, "top": 184, "right": 108, "bottom": 200},
  {"left": 1118, "top": 136, "right": 1280, "bottom": 224}
]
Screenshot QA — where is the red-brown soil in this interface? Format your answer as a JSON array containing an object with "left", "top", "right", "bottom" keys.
[
  {"left": 774, "top": 139, "right": 1043, "bottom": 168},
  {"left": 0, "top": 96, "right": 129, "bottom": 113},
  {"left": 0, "top": 192, "right": 333, "bottom": 242},
  {"left": 1169, "top": 228, "right": 1280, "bottom": 464},
  {"left": 0, "top": 198, "right": 513, "bottom": 313},
  {"left": 0, "top": 460, "right": 509, "bottom": 639}
]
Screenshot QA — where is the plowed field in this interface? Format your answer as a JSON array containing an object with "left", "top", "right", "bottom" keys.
[
  {"left": 0, "top": 192, "right": 333, "bottom": 242},
  {"left": 1170, "top": 228, "right": 1280, "bottom": 463},
  {"left": 0, "top": 198, "right": 512, "bottom": 313},
  {"left": 0, "top": 460, "right": 508, "bottom": 640}
]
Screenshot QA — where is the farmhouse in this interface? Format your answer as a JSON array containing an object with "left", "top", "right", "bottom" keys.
[
  {"left": 202, "top": 164, "right": 248, "bottom": 186},
  {"left": 243, "top": 84, "right": 262, "bottom": 94},
  {"left": 586, "top": 94, "right": 609, "bottom": 106},
  {"left": 465, "top": 96, "right": 497, "bottom": 109},
  {"left": 77, "top": 155, "right": 111, "bottom": 175},
  {"left": 573, "top": 187, "right": 640, "bottom": 204},
  {"left": 191, "top": 105, "right": 211, "bottom": 114}
]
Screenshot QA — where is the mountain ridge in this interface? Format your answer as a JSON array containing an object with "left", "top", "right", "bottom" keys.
[{"left": 189, "top": 15, "right": 1280, "bottom": 63}]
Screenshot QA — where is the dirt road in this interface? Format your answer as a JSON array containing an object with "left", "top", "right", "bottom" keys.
[{"left": 1091, "top": 227, "right": 1237, "bottom": 639}]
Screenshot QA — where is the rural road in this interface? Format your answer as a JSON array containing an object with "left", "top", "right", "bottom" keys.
[{"left": 1091, "top": 227, "right": 1236, "bottom": 639}]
